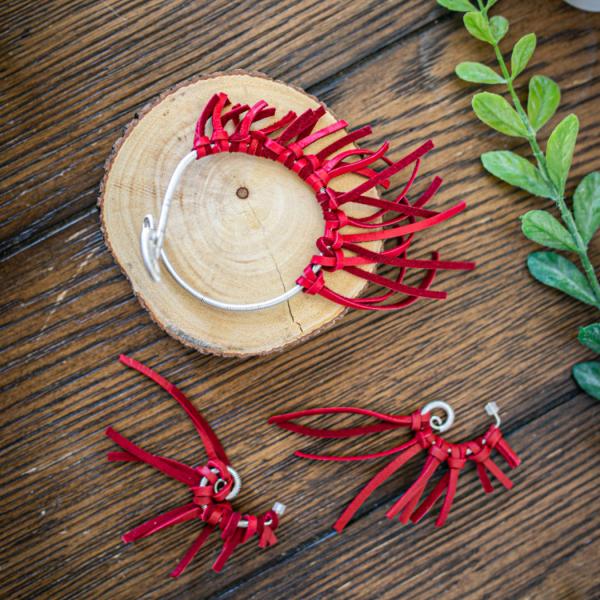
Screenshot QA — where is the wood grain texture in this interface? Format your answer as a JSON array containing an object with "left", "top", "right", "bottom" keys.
[
  {"left": 1, "top": 0, "right": 600, "bottom": 598},
  {"left": 100, "top": 71, "right": 380, "bottom": 355},
  {"left": 0, "top": 0, "right": 442, "bottom": 255}
]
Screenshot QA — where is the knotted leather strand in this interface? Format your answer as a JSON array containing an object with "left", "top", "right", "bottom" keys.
[
  {"left": 269, "top": 406, "right": 521, "bottom": 531},
  {"left": 107, "top": 356, "right": 281, "bottom": 576},
  {"left": 189, "top": 92, "right": 475, "bottom": 310}
]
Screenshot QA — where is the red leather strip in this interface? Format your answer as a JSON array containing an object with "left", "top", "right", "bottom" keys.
[
  {"left": 295, "top": 438, "right": 420, "bottom": 462},
  {"left": 298, "top": 263, "right": 439, "bottom": 311},
  {"left": 436, "top": 448, "right": 466, "bottom": 526},
  {"left": 296, "top": 106, "right": 326, "bottom": 140},
  {"left": 105, "top": 427, "right": 198, "bottom": 485},
  {"left": 269, "top": 403, "right": 521, "bottom": 531},
  {"left": 343, "top": 201, "right": 467, "bottom": 243},
  {"left": 334, "top": 444, "right": 423, "bottom": 533},
  {"left": 313, "top": 243, "right": 475, "bottom": 271},
  {"left": 410, "top": 471, "right": 450, "bottom": 523},
  {"left": 340, "top": 195, "right": 438, "bottom": 219},
  {"left": 169, "top": 525, "right": 215, "bottom": 578},
  {"left": 335, "top": 140, "right": 434, "bottom": 205},
  {"left": 259, "top": 110, "right": 297, "bottom": 135},
  {"left": 343, "top": 265, "right": 446, "bottom": 299},
  {"left": 386, "top": 445, "right": 447, "bottom": 523},
  {"left": 123, "top": 503, "right": 200, "bottom": 543},
  {"left": 296, "top": 119, "right": 348, "bottom": 149},
  {"left": 119, "top": 354, "right": 229, "bottom": 465},
  {"left": 231, "top": 100, "right": 268, "bottom": 140},
  {"left": 354, "top": 160, "right": 422, "bottom": 224},
  {"left": 108, "top": 449, "right": 203, "bottom": 481},
  {"left": 108, "top": 358, "right": 282, "bottom": 576},
  {"left": 189, "top": 95, "right": 473, "bottom": 311},
  {"left": 268, "top": 406, "right": 419, "bottom": 438},
  {"left": 316, "top": 125, "right": 372, "bottom": 160}
]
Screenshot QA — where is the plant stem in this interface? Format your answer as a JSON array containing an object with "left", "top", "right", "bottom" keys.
[{"left": 477, "top": 1, "right": 600, "bottom": 306}]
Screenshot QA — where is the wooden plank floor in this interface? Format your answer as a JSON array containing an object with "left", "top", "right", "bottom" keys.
[{"left": 1, "top": 1, "right": 599, "bottom": 598}]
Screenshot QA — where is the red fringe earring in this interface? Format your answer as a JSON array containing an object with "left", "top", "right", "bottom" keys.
[
  {"left": 106, "top": 356, "right": 284, "bottom": 577},
  {"left": 269, "top": 401, "right": 520, "bottom": 532},
  {"left": 142, "top": 92, "right": 475, "bottom": 311}
]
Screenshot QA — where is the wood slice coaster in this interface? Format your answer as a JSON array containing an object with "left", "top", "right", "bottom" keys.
[{"left": 100, "top": 71, "right": 380, "bottom": 356}]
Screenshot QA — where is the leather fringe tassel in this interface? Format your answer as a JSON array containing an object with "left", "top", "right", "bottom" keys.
[
  {"left": 269, "top": 406, "right": 520, "bottom": 531},
  {"left": 191, "top": 92, "right": 475, "bottom": 310},
  {"left": 107, "top": 356, "right": 281, "bottom": 576}
]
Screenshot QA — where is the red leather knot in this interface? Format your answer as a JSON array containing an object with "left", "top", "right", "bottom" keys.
[
  {"left": 297, "top": 267, "right": 325, "bottom": 295},
  {"left": 313, "top": 167, "right": 330, "bottom": 186},
  {"left": 193, "top": 136, "right": 212, "bottom": 158},
  {"left": 211, "top": 130, "right": 229, "bottom": 146},
  {"left": 248, "top": 137, "right": 261, "bottom": 156},
  {"left": 415, "top": 429, "right": 434, "bottom": 449},
  {"left": 261, "top": 136, "right": 285, "bottom": 158},
  {"left": 242, "top": 514, "right": 258, "bottom": 541},
  {"left": 447, "top": 446, "right": 467, "bottom": 470},
  {"left": 221, "top": 511, "right": 241, "bottom": 540},
  {"left": 258, "top": 510, "right": 279, "bottom": 547},
  {"left": 467, "top": 441, "right": 491, "bottom": 464},
  {"left": 287, "top": 142, "right": 304, "bottom": 159},
  {"left": 324, "top": 230, "right": 343, "bottom": 250},
  {"left": 304, "top": 154, "right": 321, "bottom": 172},
  {"left": 264, "top": 509, "right": 279, "bottom": 531},
  {"left": 195, "top": 459, "right": 233, "bottom": 502},
  {"left": 315, "top": 187, "right": 338, "bottom": 209},
  {"left": 322, "top": 247, "right": 344, "bottom": 271},
  {"left": 324, "top": 209, "right": 349, "bottom": 231},
  {"left": 276, "top": 148, "right": 294, "bottom": 166},
  {"left": 220, "top": 504, "right": 235, "bottom": 528},
  {"left": 410, "top": 410, "right": 423, "bottom": 432},
  {"left": 483, "top": 425, "right": 502, "bottom": 448},
  {"left": 335, "top": 209, "right": 349, "bottom": 229},
  {"left": 201, "top": 503, "right": 225, "bottom": 528},
  {"left": 293, "top": 154, "right": 322, "bottom": 181},
  {"left": 291, "top": 156, "right": 311, "bottom": 176},
  {"left": 249, "top": 129, "right": 267, "bottom": 143},
  {"left": 429, "top": 439, "right": 449, "bottom": 462}
]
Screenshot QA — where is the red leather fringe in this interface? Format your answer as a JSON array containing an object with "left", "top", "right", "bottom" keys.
[
  {"left": 191, "top": 92, "right": 475, "bottom": 310},
  {"left": 107, "top": 356, "right": 280, "bottom": 576},
  {"left": 269, "top": 407, "right": 520, "bottom": 532}
]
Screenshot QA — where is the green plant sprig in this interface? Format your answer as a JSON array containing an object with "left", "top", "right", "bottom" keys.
[{"left": 438, "top": 0, "right": 600, "bottom": 399}]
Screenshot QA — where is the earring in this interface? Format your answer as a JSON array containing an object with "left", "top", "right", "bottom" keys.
[
  {"left": 106, "top": 355, "right": 285, "bottom": 577},
  {"left": 269, "top": 401, "right": 520, "bottom": 532},
  {"left": 140, "top": 91, "right": 474, "bottom": 311}
]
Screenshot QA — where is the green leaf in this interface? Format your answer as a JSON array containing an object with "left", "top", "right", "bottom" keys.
[
  {"left": 490, "top": 15, "right": 509, "bottom": 42},
  {"left": 520, "top": 210, "right": 578, "bottom": 251},
  {"left": 456, "top": 62, "right": 505, "bottom": 84},
  {"left": 437, "top": 0, "right": 476, "bottom": 11},
  {"left": 527, "top": 251, "right": 597, "bottom": 306},
  {"left": 573, "top": 361, "right": 600, "bottom": 400},
  {"left": 486, "top": 0, "right": 499, "bottom": 7},
  {"left": 511, "top": 33, "right": 536, "bottom": 79},
  {"left": 481, "top": 151, "right": 553, "bottom": 198},
  {"left": 578, "top": 323, "right": 600, "bottom": 354},
  {"left": 546, "top": 114, "right": 579, "bottom": 193},
  {"left": 573, "top": 172, "right": 600, "bottom": 244},
  {"left": 527, "top": 75, "right": 560, "bottom": 131},
  {"left": 463, "top": 11, "right": 494, "bottom": 44},
  {"left": 472, "top": 92, "right": 528, "bottom": 137}
]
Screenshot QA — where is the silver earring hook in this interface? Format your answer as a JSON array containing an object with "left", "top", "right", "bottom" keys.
[
  {"left": 140, "top": 150, "right": 321, "bottom": 311},
  {"left": 421, "top": 401, "right": 455, "bottom": 433},
  {"left": 485, "top": 401, "right": 501, "bottom": 427},
  {"left": 197, "top": 466, "right": 285, "bottom": 528},
  {"left": 199, "top": 465, "right": 242, "bottom": 502}
]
